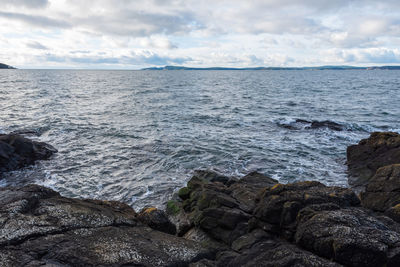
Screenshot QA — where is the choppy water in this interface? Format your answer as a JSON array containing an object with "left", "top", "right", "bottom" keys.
[{"left": 1, "top": 69, "right": 399, "bottom": 209}]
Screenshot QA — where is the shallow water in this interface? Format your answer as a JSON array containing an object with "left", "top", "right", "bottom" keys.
[{"left": 0, "top": 69, "right": 399, "bottom": 209}]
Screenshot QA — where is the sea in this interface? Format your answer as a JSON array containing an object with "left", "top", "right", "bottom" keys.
[{"left": 0, "top": 69, "right": 399, "bottom": 209}]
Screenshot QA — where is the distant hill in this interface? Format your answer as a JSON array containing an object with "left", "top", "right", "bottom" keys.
[
  {"left": 0, "top": 63, "right": 16, "bottom": 69},
  {"left": 142, "top": 65, "right": 400, "bottom": 71}
]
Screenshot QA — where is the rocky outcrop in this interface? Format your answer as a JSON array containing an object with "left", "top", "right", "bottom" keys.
[
  {"left": 347, "top": 132, "right": 400, "bottom": 187},
  {"left": 0, "top": 184, "right": 214, "bottom": 266},
  {"left": 163, "top": 169, "right": 400, "bottom": 267},
  {"left": 4, "top": 131, "right": 400, "bottom": 266},
  {"left": 0, "top": 134, "right": 57, "bottom": 173}
]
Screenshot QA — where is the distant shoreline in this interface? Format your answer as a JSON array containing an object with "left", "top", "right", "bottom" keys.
[{"left": 142, "top": 65, "right": 400, "bottom": 71}]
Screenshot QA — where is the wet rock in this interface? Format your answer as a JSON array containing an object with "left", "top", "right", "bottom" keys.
[
  {"left": 278, "top": 119, "right": 345, "bottom": 131},
  {"left": 347, "top": 132, "right": 400, "bottom": 187},
  {"left": 295, "top": 206, "right": 400, "bottom": 267},
  {"left": 0, "top": 184, "right": 214, "bottom": 266},
  {"left": 0, "top": 134, "right": 57, "bottom": 173},
  {"left": 308, "top": 120, "right": 344, "bottom": 131},
  {"left": 137, "top": 207, "right": 176, "bottom": 235}
]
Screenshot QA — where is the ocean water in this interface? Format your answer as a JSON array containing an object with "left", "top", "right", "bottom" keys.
[{"left": 0, "top": 69, "right": 399, "bottom": 209}]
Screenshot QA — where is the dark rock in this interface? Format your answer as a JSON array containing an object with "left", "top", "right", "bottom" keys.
[
  {"left": 218, "top": 236, "right": 341, "bottom": 267},
  {"left": 347, "top": 132, "right": 400, "bottom": 187},
  {"left": 192, "top": 169, "right": 238, "bottom": 186},
  {"left": 361, "top": 164, "right": 400, "bottom": 213},
  {"left": 279, "top": 119, "right": 345, "bottom": 131},
  {"left": 308, "top": 120, "right": 344, "bottom": 131},
  {"left": 229, "top": 172, "right": 278, "bottom": 213},
  {"left": 184, "top": 227, "right": 229, "bottom": 252},
  {"left": 0, "top": 134, "right": 57, "bottom": 173},
  {"left": 295, "top": 206, "right": 400, "bottom": 267},
  {"left": 254, "top": 181, "right": 360, "bottom": 238},
  {"left": 166, "top": 200, "right": 193, "bottom": 236},
  {"left": 138, "top": 207, "right": 176, "bottom": 235},
  {"left": 0, "top": 184, "right": 214, "bottom": 266}
]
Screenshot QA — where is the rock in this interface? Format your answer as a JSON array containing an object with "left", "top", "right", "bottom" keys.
[
  {"left": 184, "top": 227, "right": 229, "bottom": 252},
  {"left": 295, "top": 206, "right": 400, "bottom": 267},
  {"left": 230, "top": 171, "right": 278, "bottom": 213},
  {"left": 192, "top": 169, "right": 238, "bottom": 186},
  {"left": 308, "top": 120, "right": 344, "bottom": 131},
  {"left": 254, "top": 181, "right": 360, "bottom": 238},
  {"left": 347, "top": 132, "right": 400, "bottom": 187},
  {"left": 166, "top": 200, "right": 193, "bottom": 236},
  {"left": 278, "top": 119, "right": 345, "bottom": 131},
  {"left": 361, "top": 164, "right": 400, "bottom": 212},
  {"left": 0, "top": 134, "right": 57, "bottom": 173},
  {"left": 137, "top": 207, "right": 176, "bottom": 235},
  {"left": 0, "top": 184, "right": 214, "bottom": 266},
  {"left": 218, "top": 235, "right": 341, "bottom": 267}
]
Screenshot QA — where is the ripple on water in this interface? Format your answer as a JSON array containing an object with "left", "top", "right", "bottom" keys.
[{"left": 0, "top": 69, "right": 400, "bottom": 209}]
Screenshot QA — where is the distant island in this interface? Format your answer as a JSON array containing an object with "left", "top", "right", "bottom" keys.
[
  {"left": 0, "top": 63, "right": 16, "bottom": 69},
  {"left": 142, "top": 65, "right": 400, "bottom": 71}
]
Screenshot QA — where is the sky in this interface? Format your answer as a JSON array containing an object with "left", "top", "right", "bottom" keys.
[{"left": 1, "top": 0, "right": 400, "bottom": 69}]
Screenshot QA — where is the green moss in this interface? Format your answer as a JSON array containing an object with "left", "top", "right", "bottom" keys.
[{"left": 166, "top": 200, "right": 180, "bottom": 215}]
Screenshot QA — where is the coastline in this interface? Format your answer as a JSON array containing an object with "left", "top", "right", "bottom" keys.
[{"left": 1, "top": 132, "right": 400, "bottom": 266}]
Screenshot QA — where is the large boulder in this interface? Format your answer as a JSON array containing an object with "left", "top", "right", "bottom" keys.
[
  {"left": 295, "top": 206, "right": 400, "bottom": 267},
  {"left": 360, "top": 164, "right": 400, "bottom": 221},
  {"left": 0, "top": 184, "right": 214, "bottom": 266},
  {"left": 253, "top": 181, "right": 360, "bottom": 239},
  {"left": 137, "top": 207, "right": 176, "bottom": 235},
  {"left": 347, "top": 132, "right": 400, "bottom": 187},
  {"left": 0, "top": 134, "right": 57, "bottom": 173},
  {"left": 175, "top": 170, "right": 277, "bottom": 245}
]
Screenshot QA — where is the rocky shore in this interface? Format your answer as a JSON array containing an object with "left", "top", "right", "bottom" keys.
[{"left": 1, "top": 132, "right": 400, "bottom": 266}]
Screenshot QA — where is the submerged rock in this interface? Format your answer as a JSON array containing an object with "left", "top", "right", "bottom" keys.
[
  {"left": 0, "top": 134, "right": 57, "bottom": 173},
  {"left": 278, "top": 119, "right": 345, "bottom": 131},
  {"left": 347, "top": 132, "right": 400, "bottom": 187}
]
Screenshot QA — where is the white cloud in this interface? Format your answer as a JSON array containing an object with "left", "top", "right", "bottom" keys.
[{"left": 1, "top": 0, "right": 400, "bottom": 68}]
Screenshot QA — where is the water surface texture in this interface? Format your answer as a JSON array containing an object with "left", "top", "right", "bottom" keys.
[{"left": 1, "top": 70, "right": 399, "bottom": 209}]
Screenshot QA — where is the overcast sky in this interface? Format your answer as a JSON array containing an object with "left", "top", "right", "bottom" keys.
[{"left": 1, "top": 0, "right": 400, "bottom": 69}]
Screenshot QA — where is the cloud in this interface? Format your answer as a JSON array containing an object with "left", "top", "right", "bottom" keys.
[
  {"left": 2, "top": 0, "right": 49, "bottom": 9},
  {"left": 42, "top": 51, "right": 192, "bottom": 67},
  {"left": 0, "top": 11, "right": 71, "bottom": 28},
  {"left": 26, "top": 41, "right": 48, "bottom": 50},
  {"left": 2, "top": 0, "right": 400, "bottom": 68}
]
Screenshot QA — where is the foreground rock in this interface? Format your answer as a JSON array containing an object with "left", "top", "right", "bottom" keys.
[
  {"left": 0, "top": 184, "right": 213, "bottom": 266},
  {"left": 347, "top": 132, "right": 400, "bottom": 187},
  {"left": 164, "top": 169, "right": 400, "bottom": 267},
  {"left": 0, "top": 134, "right": 57, "bottom": 173}
]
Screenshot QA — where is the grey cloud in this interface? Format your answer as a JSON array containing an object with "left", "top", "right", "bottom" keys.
[
  {"left": 26, "top": 41, "right": 48, "bottom": 50},
  {"left": 43, "top": 52, "right": 192, "bottom": 66},
  {"left": 0, "top": 11, "right": 71, "bottom": 28},
  {"left": 77, "top": 11, "right": 201, "bottom": 37},
  {"left": 3, "top": 0, "right": 49, "bottom": 9}
]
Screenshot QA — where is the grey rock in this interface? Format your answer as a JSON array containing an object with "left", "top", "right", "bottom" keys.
[{"left": 0, "top": 134, "right": 57, "bottom": 173}]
